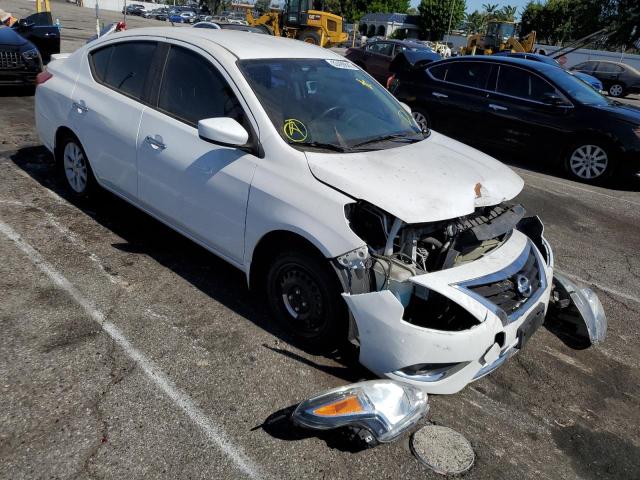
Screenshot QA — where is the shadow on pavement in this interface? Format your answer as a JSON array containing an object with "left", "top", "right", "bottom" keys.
[
  {"left": 8, "top": 145, "right": 364, "bottom": 383},
  {"left": 0, "top": 85, "right": 35, "bottom": 97}
]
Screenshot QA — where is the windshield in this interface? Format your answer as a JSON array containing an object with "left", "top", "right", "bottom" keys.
[
  {"left": 545, "top": 67, "right": 609, "bottom": 106},
  {"left": 238, "top": 58, "right": 423, "bottom": 152}
]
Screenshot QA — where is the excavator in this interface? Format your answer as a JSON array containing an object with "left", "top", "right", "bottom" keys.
[
  {"left": 246, "top": 0, "right": 347, "bottom": 47},
  {"left": 462, "top": 20, "right": 536, "bottom": 55}
]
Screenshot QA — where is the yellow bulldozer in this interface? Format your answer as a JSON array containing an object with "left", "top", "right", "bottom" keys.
[
  {"left": 462, "top": 20, "right": 537, "bottom": 55},
  {"left": 246, "top": 0, "right": 347, "bottom": 47}
]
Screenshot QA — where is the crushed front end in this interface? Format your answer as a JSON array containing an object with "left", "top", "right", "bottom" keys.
[{"left": 335, "top": 202, "right": 556, "bottom": 394}]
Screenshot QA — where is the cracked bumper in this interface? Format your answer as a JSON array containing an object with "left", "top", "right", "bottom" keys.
[{"left": 343, "top": 230, "right": 554, "bottom": 394}]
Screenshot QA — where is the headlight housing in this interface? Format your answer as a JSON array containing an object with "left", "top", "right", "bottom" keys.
[
  {"left": 292, "top": 380, "right": 428, "bottom": 443},
  {"left": 22, "top": 47, "right": 40, "bottom": 62}
]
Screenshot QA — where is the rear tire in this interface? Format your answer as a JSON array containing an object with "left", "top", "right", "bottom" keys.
[
  {"left": 299, "top": 29, "right": 322, "bottom": 45},
  {"left": 265, "top": 248, "right": 347, "bottom": 352},
  {"left": 608, "top": 83, "right": 626, "bottom": 97},
  {"left": 563, "top": 140, "right": 617, "bottom": 183},
  {"left": 57, "top": 134, "right": 98, "bottom": 198}
]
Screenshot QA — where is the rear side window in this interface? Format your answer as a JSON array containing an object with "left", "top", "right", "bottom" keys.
[
  {"left": 597, "top": 63, "right": 623, "bottom": 73},
  {"left": 157, "top": 46, "right": 243, "bottom": 127},
  {"left": 427, "top": 64, "right": 447, "bottom": 80},
  {"left": 496, "top": 65, "right": 556, "bottom": 102},
  {"left": 89, "top": 41, "right": 156, "bottom": 100},
  {"left": 443, "top": 62, "right": 492, "bottom": 89}
]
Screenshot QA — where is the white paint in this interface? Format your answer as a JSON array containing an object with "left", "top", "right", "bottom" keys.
[
  {"left": 0, "top": 220, "right": 265, "bottom": 480},
  {"left": 307, "top": 130, "right": 524, "bottom": 224}
]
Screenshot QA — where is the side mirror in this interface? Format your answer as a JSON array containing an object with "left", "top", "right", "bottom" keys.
[
  {"left": 198, "top": 117, "right": 249, "bottom": 147},
  {"left": 17, "top": 19, "right": 34, "bottom": 29},
  {"left": 542, "top": 92, "right": 569, "bottom": 107},
  {"left": 399, "top": 102, "right": 412, "bottom": 114}
]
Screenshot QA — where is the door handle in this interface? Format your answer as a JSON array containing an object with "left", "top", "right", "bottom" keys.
[
  {"left": 489, "top": 103, "right": 508, "bottom": 111},
  {"left": 72, "top": 101, "right": 88, "bottom": 113},
  {"left": 144, "top": 135, "right": 166, "bottom": 150},
  {"left": 432, "top": 92, "right": 448, "bottom": 98}
]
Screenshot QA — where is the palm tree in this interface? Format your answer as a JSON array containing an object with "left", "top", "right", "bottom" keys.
[
  {"left": 482, "top": 3, "right": 499, "bottom": 14},
  {"left": 499, "top": 5, "right": 518, "bottom": 21}
]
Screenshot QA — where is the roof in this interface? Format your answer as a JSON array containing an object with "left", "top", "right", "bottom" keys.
[
  {"left": 436, "top": 55, "right": 561, "bottom": 72},
  {"left": 360, "top": 12, "right": 419, "bottom": 25},
  {"left": 98, "top": 27, "right": 344, "bottom": 60}
]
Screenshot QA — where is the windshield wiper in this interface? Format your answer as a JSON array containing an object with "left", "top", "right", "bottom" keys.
[
  {"left": 350, "top": 133, "right": 422, "bottom": 149},
  {"left": 292, "top": 141, "right": 350, "bottom": 152}
]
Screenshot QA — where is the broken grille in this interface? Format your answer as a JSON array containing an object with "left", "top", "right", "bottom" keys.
[
  {"left": 0, "top": 50, "right": 23, "bottom": 69},
  {"left": 466, "top": 246, "right": 541, "bottom": 318}
]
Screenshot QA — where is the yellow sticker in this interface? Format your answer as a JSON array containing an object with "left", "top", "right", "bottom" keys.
[
  {"left": 283, "top": 118, "right": 308, "bottom": 143},
  {"left": 355, "top": 78, "right": 373, "bottom": 90},
  {"left": 398, "top": 109, "right": 413, "bottom": 125}
]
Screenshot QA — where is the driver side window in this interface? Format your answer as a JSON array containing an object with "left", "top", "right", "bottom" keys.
[{"left": 157, "top": 45, "right": 245, "bottom": 127}]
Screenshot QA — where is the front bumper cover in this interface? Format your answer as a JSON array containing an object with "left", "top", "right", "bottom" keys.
[{"left": 343, "top": 230, "right": 554, "bottom": 394}]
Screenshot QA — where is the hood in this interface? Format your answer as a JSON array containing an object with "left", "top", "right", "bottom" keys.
[
  {"left": 0, "top": 26, "right": 28, "bottom": 48},
  {"left": 592, "top": 101, "right": 640, "bottom": 125},
  {"left": 306, "top": 131, "right": 524, "bottom": 224}
]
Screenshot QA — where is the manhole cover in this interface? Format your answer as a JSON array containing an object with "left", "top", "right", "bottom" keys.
[{"left": 410, "top": 424, "right": 475, "bottom": 475}]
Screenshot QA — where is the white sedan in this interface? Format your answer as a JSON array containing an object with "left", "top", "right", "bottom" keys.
[{"left": 35, "top": 28, "right": 605, "bottom": 394}]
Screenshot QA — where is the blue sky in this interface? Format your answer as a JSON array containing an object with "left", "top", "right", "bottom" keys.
[{"left": 409, "top": 0, "right": 531, "bottom": 17}]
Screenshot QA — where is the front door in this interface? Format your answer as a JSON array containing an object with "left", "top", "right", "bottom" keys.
[{"left": 137, "top": 43, "right": 258, "bottom": 263}]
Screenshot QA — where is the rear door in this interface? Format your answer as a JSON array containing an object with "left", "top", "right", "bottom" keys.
[
  {"left": 136, "top": 42, "right": 258, "bottom": 263},
  {"left": 71, "top": 40, "right": 157, "bottom": 201},
  {"left": 594, "top": 62, "right": 624, "bottom": 89},
  {"left": 486, "top": 64, "right": 572, "bottom": 154},
  {"left": 423, "top": 60, "right": 494, "bottom": 144}
]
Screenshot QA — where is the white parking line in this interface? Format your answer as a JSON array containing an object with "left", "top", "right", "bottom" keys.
[
  {"left": 518, "top": 170, "right": 640, "bottom": 208},
  {"left": 0, "top": 219, "right": 266, "bottom": 480}
]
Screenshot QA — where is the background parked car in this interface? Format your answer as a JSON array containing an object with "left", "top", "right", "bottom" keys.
[
  {"left": 390, "top": 56, "right": 640, "bottom": 183},
  {"left": 493, "top": 51, "right": 603, "bottom": 92},
  {"left": 193, "top": 22, "right": 270, "bottom": 34},
  {"left": 346, "top": 39, "right": 440, "bottom": 84},
  {"left": 10, "top": 12, "right": 60, "bottom": 64},
  {"left": 169, "top": 11, "right": 197, "bottom": 24},
  {"left": 569, "top": 60, "right": 640, "bottom": 98},
  {"left": 122, "top": 4, "right": 145, "bottom": 16},
  {"left": 143, "top": 8, "right": 169, "bottom": 20},
  {"left": 0, "top": 24, "right": 42, "bottom": 86}
]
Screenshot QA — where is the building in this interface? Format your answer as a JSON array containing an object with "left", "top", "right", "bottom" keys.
[{"left": 358, "top": 12, "right": 420, "bottom": 39}]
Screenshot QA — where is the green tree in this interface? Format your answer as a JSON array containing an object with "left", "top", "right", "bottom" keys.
[
  {"left": 497, "top": 4, "right": 517, "bottom": 21},
  {"left": 465, "top": 9, "right": 486, "bottom": 33},
  {"left": 481, "top": 3, "right": 499, "bottom": 15},
  {"left": 254, "top": 0, "right": 271, "bottom": 14},
  {"left": 418, "top": 0, "right": 466, "bottom": 40}
]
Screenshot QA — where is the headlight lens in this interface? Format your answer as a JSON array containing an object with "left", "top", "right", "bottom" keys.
[
  {"left": 292, "top": 380, "right": 428, "bottom": 443},
  {"left": 22, "top": 48, "right": 40, "bottom": 61}
]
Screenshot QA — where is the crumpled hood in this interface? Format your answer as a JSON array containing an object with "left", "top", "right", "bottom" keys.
[{"left": 306, "top": 131, "right": 524, "bottom": 224}]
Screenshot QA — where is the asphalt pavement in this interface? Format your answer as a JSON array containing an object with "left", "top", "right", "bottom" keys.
[{"left": 1, "top": 1, "right": 640, "bottom": 479}]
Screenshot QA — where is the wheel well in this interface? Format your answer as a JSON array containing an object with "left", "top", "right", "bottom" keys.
[
  {"left": 248, "top": 230, "right": 328, "bottom": 293},
  {"left": 562, "top": 131, "right": 621, "bottom": 161},
  {"left": 54, "top": 126, "right": 78, "bottom": 163}
]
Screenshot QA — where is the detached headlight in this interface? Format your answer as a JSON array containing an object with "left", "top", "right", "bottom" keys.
[
  {"left": 292, "top": 380, "right": 428, "bottom": 444},
  {"left": 22, "top": 48, "right": 40, "bottom": 61}
]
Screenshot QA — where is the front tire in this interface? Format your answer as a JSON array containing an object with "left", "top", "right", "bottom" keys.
[
  {"left": 299, "top": 29, "right": 322, "bottom": 45},
  {"left": 564, "top": 141, "right": 616, "bottom": 183},
  {"left": 266, "top": 249, "right": 347, "bottom": 351},
  {"left": 608, "top": 83, "right": 626, "bottom": 97},
  {"left": 57, "top": 134, "right": 97, "bottom": 198},
  {"left": 411, "top": 107, "right": 431, "bottom": 132}
]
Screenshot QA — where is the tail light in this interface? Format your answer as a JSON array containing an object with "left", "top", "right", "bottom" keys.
[
  {"left": 386, "top": 74, "right": 395, "bottom": 90},
  {"left": 36, "top": 71, "right": 53, "bottom": 85}
]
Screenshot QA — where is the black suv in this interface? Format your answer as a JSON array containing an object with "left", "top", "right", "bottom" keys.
[
  {"left": 390, "top": 56, "right": 640, "bottom": 183},
  {"left": 569, "top": 60, "right": 640, "bottom": 98},
  {"left": 0, "top": 25, "right": 42, "bottom": 86}
]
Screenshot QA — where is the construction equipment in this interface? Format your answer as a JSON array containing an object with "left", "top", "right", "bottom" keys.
[
  {"left": 35, "top": 0, "right": 51, "bottom": 14},
  {"left": 462, "top": 20, "right": 536, "bottom": 55},
  {"left": 246, "top": 0, "right": 347, "bottom": 47}
]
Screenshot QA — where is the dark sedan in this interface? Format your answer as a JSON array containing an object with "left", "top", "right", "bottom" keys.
[
  {"left": 390, "top": 56, "right": 640, "bottom": 183},
  {"left": 569, "top": 60, "right": 640, "bottom": 98},
  {"left": 345, "top": 39, "right": 440, "bottom": 84},
  {"left": 0, "top": 25, "right": 42, "bottom": 86}
]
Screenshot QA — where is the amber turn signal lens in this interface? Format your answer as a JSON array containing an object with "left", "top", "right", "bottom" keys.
[{"left": 313, "top": 394, "right": 364, "bottom": 416}]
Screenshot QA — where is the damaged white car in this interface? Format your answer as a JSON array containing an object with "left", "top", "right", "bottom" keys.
[{"left": 35, "top": 29, "right": 606, "bottom": 394}]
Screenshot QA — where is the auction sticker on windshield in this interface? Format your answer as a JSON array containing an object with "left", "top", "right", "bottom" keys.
[
  {"left": 325, "top": 59, "right": 359, "bottom": 70},
  {"left": 356, "top": 78, "right": 373, "bottom": 90},
  {"left": 283, "top": 118, "right": 308, "bottom": 143}
]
